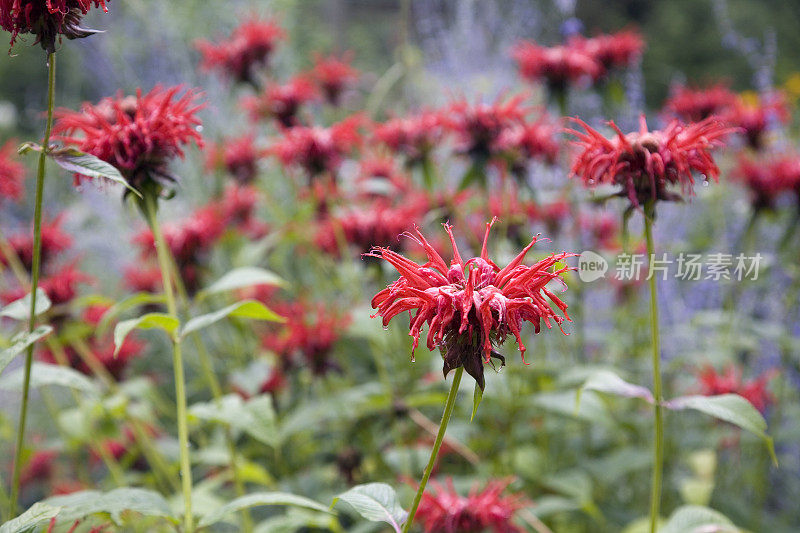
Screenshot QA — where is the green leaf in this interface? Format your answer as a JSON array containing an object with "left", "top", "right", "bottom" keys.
[
  {"left": 659, "top": 505, "right": 739, "bottom": 533},
  {"left": 49, "top": 148, "right": 142, "bottom": 198},
  {"left": 114, "top": 313, "right": 180, "bottom": 355},
  {"left": 198, "top": 492, "right": 330, "bottom": 528},
  {"left": 471, "top": 381, "right": 483, "bottom": 422},
  {"left": 665, "top": 394, "right": 776, "bottom": 464},
  {"left": 41, "top": 488, "right": 174, "bottom": 525},
  {"left": 190, "top": 393, "right": 278, "bottom": 447},
  {"left": 97, "top": 292, "right": 167, "bottom": 337},
  {"left": 0, "top": 289, "right": 51, "bottom": 321},
  {"left": 579, "top": 369, "right": 654, "bottom": 403},
  {"left": 180, "top": 300, "right": 283, "bottom": 339},
  {"left": 197, "top": 267, "right": 286, "bottom": 300},
  {"left": 17, "top": 141, "right": 43, "bottom": 155},
  {"left": 0, "top": 362, "right": 99, "bottom": 395},
  {"left": 332, "top": 483, "right": 407, "bottom": 533},
  {"left": 0, "top": 502, "right": 61, "bottom": 533},
  {"left": 0, "top": 325, "right": 53, "bottom": 375}
]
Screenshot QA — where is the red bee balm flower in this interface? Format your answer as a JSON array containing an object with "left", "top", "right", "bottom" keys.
[
  {"left": 734, "top": 154, "right": 800, "bottom": 212},
  {"left": 0, "top": 139, "right": 25, "bottom": 201},
  {"left": 373, "top": 111, "right": 444, "bottom": 165},
  {"left": 195, "top": 18, "right": 285, "bottom": 85},
  {"left": 368, "top": 220, "right": 573, "bottom": 390},
  {"left": 724, "top": 91, "right": 791, "bottom": 150},
  {"left": 53, "top": 86, "right": 204, "bottom": 196},
  {"left": 570, "top": 29, "right": 644, "bottom": 74},
  {"left": 0, "top": 0, "right": 109, "bottom": 53},
  {"left": 568, "top": 115, "right": 733, "bottom": 209},
  {"left": 309, "top": 52, "right": 359, "bottom": 105},
  {"left": 662, "top": 84, "right": 737, "bottom": 123},
  {"left": 242, "top": 76, "right": 318, "bottom": 127},
  {"left": 3, "top": 216, "right": 71, "bottom": 272},
  {"left": 416, "top": 478, "right": 526, "bottom": 533},
  {"left": 205, "top": 133, "right": 264, "bottom": 184},
  {"left": 698, "top": 365, "right": 775, "bottom": 413},
  {"left": 446, "top": 95, "right": 528, "bottom": 164},
  {"left": 511, "top": 41, "right": 600, "bottom": 92}
]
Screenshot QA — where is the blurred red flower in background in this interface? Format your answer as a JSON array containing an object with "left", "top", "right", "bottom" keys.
[
  {"left": 569, "top": 29, "right": 644, "bottom": 75},
  {"left": 195, "top": 17, "right": 285, "bottom": 85},
  {"left": 698, "top": 365, "right": 775, "bottom": 413},
  {"left": 53, "top": 85, "right": 204, "bottom": 195},
  {"left": 243, "top": 76, "right": 318, "bottom": 128},
  {"left": 724, "top": 91, "right": 790, "bottom": 150},
  {"left": 369, "top": 219, "right": 573, "bottom": 390},
  {"left": 0, "top": 0, "right": 108, "bottom": 52},
  {"left": 415, "top": 478, "right": 525, "bottom": 533},
  {"left": 205, "top": 133, "right": 264, "bottom": 184},
  {"left": 2, "top": 216, "right": 72, "bottom": 272},
  {"left": 734, "top": 153, "right": 800, "bottom": 212},
  {"left": 446, "top": 95, "right": 528, "bottom": 164},
  {"left": 662, "top": 84, "right": 737, "bottom": 123},
  {"left": 0, "top": 139, "right": 25, "bottom": 201},
  {"left": 373, "top": 111, "right": 444, "bottom": 166},
  {"left": 568, "top": 115, "right": 733, "bottom": 208},
  {"left": 512, "top": 41, "right": 600, "bottom": 92},
  {"left": 308, "top": 52, "right": 359, "bottom": 105}
]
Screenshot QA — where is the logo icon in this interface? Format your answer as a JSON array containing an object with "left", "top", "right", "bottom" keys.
[{"left": 578, "top": 250, "right": 608, "bottom": 282}]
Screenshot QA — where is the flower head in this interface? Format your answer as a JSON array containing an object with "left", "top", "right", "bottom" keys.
[
  {"left": 0, "top": 139, "right": 25, "bottom": 201},
  {"left": 662, "top": 84, "right": 737, "bottom": 122},
  {"left": 308, "top": 52, "right": 359, "bottom": 105},
  {"left": 195, "top": 17, "right": 285, "bottom": 85},
  {"left": 270, "top": 115, "right": 362, "bottom": 180},
  {"left": 446, "top": 95, "right": 529, "bottom": 164},
  {"left": 698, "top": 365, "right": 775, "bottom": 413},
  {"left": 568, "top": 115, "right": 733, "bottom": 209},
  {"left": 724, "top": 91, "right": 790, "bottom": 150},
  {"left": 53, "top": 85, "right": 204, "bottom": 196},
  {"left": 205, "top": 133, "right": 264, "bottom": 184},
  {"left": 3, "top": 216, "right": 71, "bottom": 272},
  {"left": 734, "top": 153, "right": 800, "bottom": 212},
  {"left": 368, "top": 219, "right": 573, "bottom": 390},
  {"left": 570, "top": 29, "right": 644, "bottom": 74},
  {"left": 1, "top": 0, "right": 109, "bottom": 53},
  {"left": 494, "top": 114, "right": 560, "bottom": 172},
  {"left": 373, "top": 111, "right": 444, "bottom": 165},
  {"left": 243, "top": 76, "right": 318, "bottom": 128},
  {"left": 416, "top": 478, "right": 525, "bottom": 533},
  {"left": 2, "top": 263, "right": 90, "bottom": 306},
  {"left": 512, "top": 41, "right": 600, "bottom": 92}
]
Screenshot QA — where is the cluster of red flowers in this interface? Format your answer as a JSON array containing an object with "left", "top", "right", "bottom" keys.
[
  {"left": 53, "top": 85, "right": 204, "bottom": 195},
  {"left": 512, "top": 30, "right": 643, "bottom": 93},
  {"left": 697, "top": 365, "right": 775, "bottom": 413},
  {"left": 262, "top": 300, "right": 350, "bottom": 375},
  {"left": 0, "top": 0, "right": 109, "bottom": 52},
  {"left": 415, "top": 479, "right": 525, "bottom": 533},
  {"left": 369, "top": 220, "right": 573, "bottom": 390},
  {"left": 0, "top": 139, "right": 25, "bottom": 201},
  {"left": 195, "top": 17, "right": 285, "bottom": 85},
  {"left": 568, "top": 115, "right": 733, "bottom": 209},
  {"left": 734, "top": 154, "right": 800, "bottom": 212}
]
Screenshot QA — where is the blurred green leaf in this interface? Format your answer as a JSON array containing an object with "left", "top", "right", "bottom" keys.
[
  {"left": 0, "top": 289, "right": 51, "bottom": 321},
  {"left": 190, "top": 393, "right": 278, "bottom": 447},
  {"left": 49, "top": 148, "right": 141, "bottom": 198},
  {"left": 199, "top": 492, "right": 330, "bottom": 528},
  {"left": 579, "top": 369, "right": 654, "bottom": 403},
  {"left": 0, "top": 362, "right": 98, "bottom": 395},
  {"left": 197, "top": 266, "right": 286, "bottom": 300},
  {"left": 98, "top": 292, "right": 167, "bottom": 337},
  {"left": 42, "top": 488, "right": 174, "bottom": 524},
  {"left": 114, "top": 313, "right": 180, "bottom": 355},
  {"left": 0, "top": 325, "right": 52, "bottom": 375},
  {"left": 180, "top": 300, "right": 283, "bottom": 338},
  {"left": 471, "top": 381, "right": 483, "bottom": 422},
  {"left": 332, "top": 483, "right": 407, "bottom": 533},
  {"left": 0, "top": 502, "right": 60, "bottom": 533},
  {"left": 659, "top": 505, "right": 739, "bottom": 533}
]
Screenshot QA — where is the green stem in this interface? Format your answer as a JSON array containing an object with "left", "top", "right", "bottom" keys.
[
  {"left": 644, "top": 210, "right": 664, "bottom": 533},
  {"left": 402, "top": 366, "right": 463, "bottom": 533},
  {"left": 10, "top": 51, "right": 56, "bottom": 516},
  {"left": 144, "top": 193, "right": 194, "bottom": 533}
]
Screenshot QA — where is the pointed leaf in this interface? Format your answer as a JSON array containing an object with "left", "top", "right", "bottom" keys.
[
  {"left": 471, "top": 381, "right": 483, "bottom": 422},
  {"left": 41, "top": 488, "right": 174, "bottom": 525},
  {"left": 49, "top": 148, "right": 142, "bottom": 198},
  {"left": 0, "top": 362, "right": 98, "bottom": 395},
  {"left": 190, "top": 393, "right": 278, "bottom": 447},
  {"left": 659, "top": 505, "right": 739, "bottom": 533},
  {"left": 198, "top": 267, "right": 286, "bottom": 300},
  {"left": 665, "top": 394, "right": 776, "bottom": 464},
  {"left": 332, "top": 483, "right": 407, "bottom": 533},
  {"left": 198, "top": 492, "right": 330, "bottom": 528},
  {"left": 0, "top": 325, "right": 53, "bottom": 375},
  {"left": 97, "top": 292, "right": 167, "bottom": 336},
  {"left": 0, "top": 289, "right": 51, "bottom": 321},
  {"left": 0, "top": 502, "right": 61, "bottom": 533},
  {"left": 114, "top": 313, "right": 179, "bottom": 355},
  {"left": 180, "top": 300, "right": 283, "bottom": 339},
  {"left": 579, "top": 369, "right": 654, "bottom": 403}
]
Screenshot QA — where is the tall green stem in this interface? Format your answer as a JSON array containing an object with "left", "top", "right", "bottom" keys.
[
  {"left": 644, "top": 210, "right": 664, "bottom": 533},
  {"left": 143, "top": 193, "right": 194, "bottom": 533},
  {"left": 402, "top": 366, "right": 463, "bottom": 533},
  {"left": 10, "top": 52, "right": 56, "bottom": 515}
]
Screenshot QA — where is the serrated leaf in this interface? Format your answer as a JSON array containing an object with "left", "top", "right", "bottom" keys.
[
  {"left": 471, "top": 381, "right": 483, "bottom": 422},
  {"left": 659, "top": 505, "right": 739, "bottom": 533},
  {"left": 0, "top": 325, "right": 53, "bottom": 375},
  {"left": 41, "top": 488, "right": 174, "bottom": 525},
  {"left": 579, "top": 369, "right": 654, "bottom": 403},
  {"left": 198, "top": 267, "right": 286, "bottom": 300},
  {"left": 98, "top": 292, "right": 167, "bottom": 336},
  {"left": 665, "top": 394, "right": 776, "bottom": 464},
  {"left": 49, "top": 148, "right": 141, "bottom": 198},
  {"left": 332, "top": 483, "right": 407, "bottom": 533},
  {"left": 114, "top": 313, "right": 180, "bottom": 355},
  {"left": 0, "top": 289, "right": 51, "bottom": 321},
  {"left": 198, "top": 492, "right": 330, "bottom": 528},
  {"left": 0, "top": 362, "right": 98, "bottom": 395},
  {"left": 180, "top": 300, "right": 283, "bottom": 338},
  {"left": 0, "top": 502, "right": 61, "bottom": 533}
]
